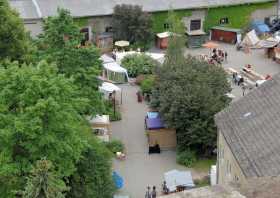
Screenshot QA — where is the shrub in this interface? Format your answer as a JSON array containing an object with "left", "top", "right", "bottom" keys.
[
  {"left": 176, "top": 150, "right": 197, "bottom": 167},
  {"left": 105, "top": 139, "right": 125, "bottom": 154},
  {"left": 121, "top": 54, "right": 159, "bottom": 77},
  {"left": 103, "top": 100, "right": 122, "bottom": 121},
  {"left": 140, "top": 75, "right": 155, "bottom": 95}
]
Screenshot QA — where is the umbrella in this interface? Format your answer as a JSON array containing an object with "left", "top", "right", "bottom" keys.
[
  {"left": 202, "top": 41, "right": 219, "bottom": 49},
  {"left": 115, "top": 40, "right": 130, "bottom": 47},
  {"left": 113, "top": 171, "right": 124, "bottom": 189}
]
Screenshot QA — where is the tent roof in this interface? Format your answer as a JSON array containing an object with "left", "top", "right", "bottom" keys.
[
  {"left": 146, "top": 117, "right": 165, "bottom": 130},
  {"left": 164, "top": 170, "right": 195, "bottom": 192},
  {"left": 88, "top": 115, "right": 110, "bottom": 125},
  {"left": 100, "top": 54, "right": 115, "bottom": 64},
  {"left": 99, "top": 82, "right": 121, "bottom": 93},
  {"left": 103, "top": 62, "right": 127, "bottom": 73},
  {"left": 157, "top": 32, "right": 171, "bottom": 38}
]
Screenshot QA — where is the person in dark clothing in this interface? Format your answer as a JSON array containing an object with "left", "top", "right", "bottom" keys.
[
  {"left": 145, "top": 186, "right": 151, "bottom": 198},
  {"left": 151, "top": 186, "right": 157, "bottom": 198},
  {"left": 224, "top": 51, "right": 228, "bottom": 62},
  {"left": 162, "top": 181, "right": 169, "bottom": 194}
]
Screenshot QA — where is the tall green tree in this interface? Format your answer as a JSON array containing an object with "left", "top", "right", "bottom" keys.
[
  {"left": 36, "top": 9, "right": 104, "bottom": 115},
  {"left": 23, "top": 159, "right": 67, "bottom": 198},
  {"left": 0, "top": 0, "right": 29, "bottom": 61},
  {"left": 68, "top": 137, "right": 115, "bottom": 198},
  {"left": 112, "top": 4, "right": 153, "bottom": 48},
  {"left": 0, "top": 61, "right": 87, "bottom": 196},
  {"left": 151, "top": 11, "right": 231, "bottom": 156}
]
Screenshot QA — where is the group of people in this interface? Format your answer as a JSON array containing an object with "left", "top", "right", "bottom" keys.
[
  {"left": 210, "top": 48, "right": 228, "bottom": 65},
  {"left": 145, "top": 186, "right": 157, "bottom": 198},
  {"left": 145, "top": 181, "right": 170, "bottom": 198},
  {"left": 232, "top": 72, "right": 244, "bottom": 86}
]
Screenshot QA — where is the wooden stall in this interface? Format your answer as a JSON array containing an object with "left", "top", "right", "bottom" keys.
[
  {"left": 156, "top": 32, "right": 170, "bottom": 49},
  {"left": 145, "top": 112, "right": 176, "bottom": 150},
  {"left": 88, "top": 115, "right": 111, "bottom": 142},
  {"left": 211, "top": 26, "right": 242, "bottom": 44},
  {"left": 95, "top": 32, "right": 113, "bottom": 53},
  {"left": 274, "top": 47, "right": 280, "bottom": 64},
  {"left": 186, "top": 30, "right": 207, "bottom": 48}
]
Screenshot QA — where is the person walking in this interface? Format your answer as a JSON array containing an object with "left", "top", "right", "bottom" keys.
[
  {"left": 151, "top": 186, "right": 157, "bottom": 198},
  {"left": 224, "top": 51, "right": 228, "bottom": 62},
  {"left": 145, "top": 186, "right": 152, "bottom": 198}
]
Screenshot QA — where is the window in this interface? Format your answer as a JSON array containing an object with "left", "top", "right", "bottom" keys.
[
  {"left": 190, "top": 19, "right": 201, "bottom": 31},
  {"left": 220, "top": 17, "right": 229, "bottom": 25},
  {"left": 164, "top": 23, "right": 170, "bottom": 30},
  {"left": 80, "top": 27, "right": 90, "bottom": 46},
  {"left": 105, "top": 26, "right": 113, "bottom": 32}
]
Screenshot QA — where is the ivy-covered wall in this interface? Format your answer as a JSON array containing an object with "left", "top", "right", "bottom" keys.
[
  {"left": 204, "top": 2, "right": 275, "bottom": 32},
  {"left": 151, "top": 10, "right": 192, "bottom": 33},
  {"left": 74, "top": 17, "right": 90, "bottom": 27}
]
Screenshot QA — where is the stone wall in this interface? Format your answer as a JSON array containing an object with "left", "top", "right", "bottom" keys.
[{"left": 217, "top": 131, "right": 246, "bottom": 185}]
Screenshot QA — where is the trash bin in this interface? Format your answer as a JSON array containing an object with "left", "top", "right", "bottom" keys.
[{"left": 136, "top": 91, "right": 143, "bottom": 102}]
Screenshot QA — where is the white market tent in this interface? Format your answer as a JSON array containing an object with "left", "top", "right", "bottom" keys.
[
  {"left": 99, "top": 82, "right": 122, "bottom": 104},
  {"left": 102, "top": 62, "right": 129, "bottom": 83},
  {"left": 241, "top": 30, "right": 260, "bottom": 48},
  {"left": 100, "top": 54, "right": 115, "bottom": 64},
  {"left": 164, "top": 170, "right": 195, "bottom": 192}
]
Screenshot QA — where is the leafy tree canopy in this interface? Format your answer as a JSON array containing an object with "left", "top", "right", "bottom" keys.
[
  {"left": 112, "top": 4, "right": 153, "bottom": 47},
  {"left": 121, "top": 54, "right": 159, "bottom": 77},
  {"left": 35, "top": 9, "right": 104, "bottom": 115},
  {"left": 150, "top": 11, "right": 231, "bottom": 156},
  {"left": 68, "top": 137, "right": 115, "bottom": 198},
  {"left": 0, "top": 61, "right": 87, "bottom": 195},
  {"left": 39, "top": 9, "right": 82, "bottom": 49},
  {"left": 23, "top": 159, "right": 67, "bottom": 198},
  {"left": 0, "top": 0, "right": 29, "bottom": 61}
]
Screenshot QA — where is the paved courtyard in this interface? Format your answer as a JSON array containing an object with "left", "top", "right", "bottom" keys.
[
  {"left": 112, "top": 85, "right": 199, "bottom": 198},
  {"left": 112, "top": 43, "right": 280, "bottom": 198},
  {"left": 185, "top": 43, "right": 280, "bottom": 99}
]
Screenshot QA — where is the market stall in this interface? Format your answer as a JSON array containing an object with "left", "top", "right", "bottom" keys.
[
  {"left": 186, "top": 29, "right": 207, "bottom": 48},
  {"left": 99, "top": 82, "right": 122, "bottom": 104},
  {"left": 156, "top": 32, "right": 171, "bottom": 49},
  {"left": 164, "top": 170, "right": 195, "bottom": 192},
  {"left": 211, "top": 26, "right": 242, "bottom": 44},
  {"left": 102, "top": 62, "right": 129, "bottom": 83},
  {"left": 95, "top": 32, "right": 113, "bottom": 53},
  {"left": 145, "top": 112, "right": 176, "bottom": 150},
  {"left": 88, "top": 115, "right": 111, "bottom": 142}
]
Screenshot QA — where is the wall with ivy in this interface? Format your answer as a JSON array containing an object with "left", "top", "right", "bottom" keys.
[
  {"left": 74, "top": 17, "right": 90, "bottom": 27},
  {"left": 204, "top": 2, "right": 275, "bottom": 32},
  {"left": 151, "top": 10, "right": 192, "bottom": 33}
]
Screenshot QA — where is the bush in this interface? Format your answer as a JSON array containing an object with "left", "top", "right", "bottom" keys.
[
  {"left": 103, "top": 100, "right": 122, "bottom": 121},
  {"left": 176, "top": 150, "right": 197, "bottom": 167},
  {"left": 121, "top": 54, "right": 159, "bottom": 77},
  {"left": 140, "top": 75, "right": 155, "bottom": 95},
  {"left": 105, "top": 139, "right": 125, "bottom": 154}
]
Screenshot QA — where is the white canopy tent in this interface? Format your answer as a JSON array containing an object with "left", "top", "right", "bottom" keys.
[
  {"left": 102, "top": 62, "right": 129, "bottom": 83},
  {"left": 164, "top": 170, "right": 195, "bottom": 192},
  {"left": 99, "top": 82, "right": 122, "bottom": 104},
  {"left": 100, "top": 54, "right": 115, "bottom": 64},
  {"left": 241, "top": 30, "right": 260, "bottom": 48}
]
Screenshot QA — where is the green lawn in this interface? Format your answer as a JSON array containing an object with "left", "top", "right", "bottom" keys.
[{"left": 192, "top": 158, "right": 216, "bottom": 172}]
